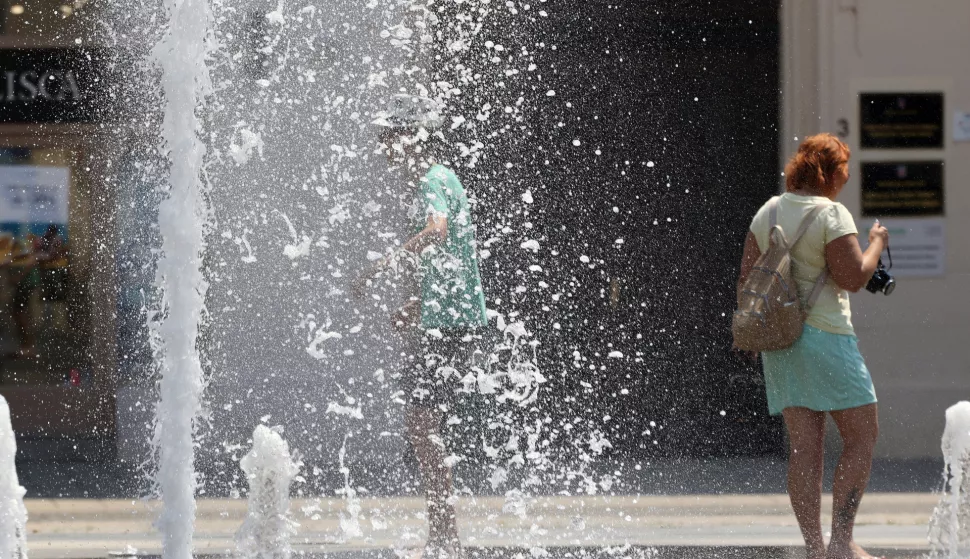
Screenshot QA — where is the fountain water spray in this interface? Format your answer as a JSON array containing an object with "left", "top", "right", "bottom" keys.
[
  {"left": 930, "top": 401, "right": 970, "bottom": 557},
  {"left": 0, "top": 396, "right": 27, "bottom": 559},
  {"left": 149, "top": 0, "right": 212, "bottom": 557},
  {"left": 134, "top": 0, "right": 616, "bottom": 554},
  {"left": 236, "top": 425, "right": 302, "bottom": 559},
  {"left": 336, "top": 436, "right": 363, "bottom": 541}
]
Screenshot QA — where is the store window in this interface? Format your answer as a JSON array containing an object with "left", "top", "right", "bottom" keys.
[{"left": 0, "top": 146, "right": 91, "bottom": 387}]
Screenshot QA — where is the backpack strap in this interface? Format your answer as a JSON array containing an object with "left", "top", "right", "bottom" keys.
[
  {"left": 805, "top": 268, "right": 830, "bottom": 310},
  {"left": 788, "top": 203, "right": 832, "bottom": 311},
  {"left": 766, "top": 197, "right": 787, "bottom": 247},
  {"left": 788, "top": 204, "right": 828, "bottom": 248}
]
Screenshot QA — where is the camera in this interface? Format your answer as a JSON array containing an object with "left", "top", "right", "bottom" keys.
[{"left": 865, "top": 247, "right": 896, "bottom": 296}]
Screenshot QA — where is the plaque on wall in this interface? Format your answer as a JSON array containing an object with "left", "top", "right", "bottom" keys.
[
  {"left": 860, "top": 93, "right": 944, "bottom": 149},
  {"left": 0, "top": 48, "right": 112, "bottom": 124},
  {"left": 861, "top": 161, "right": 944, "bottom": 217},
  {"left": 873, "top": 218, "right": 945, "bottom": 277}
]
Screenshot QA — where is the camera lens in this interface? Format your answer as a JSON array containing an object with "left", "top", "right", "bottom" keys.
[{"left": 883, "top": 279, "right": 896, "bottom": 296}]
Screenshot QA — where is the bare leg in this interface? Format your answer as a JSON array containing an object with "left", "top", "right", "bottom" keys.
[
  {"left": 405, "top": 405, "right": 459, "bottom": 554},
  {"left": 827, "top": 404, "right": 880, "bottom": 559},
  {"left": 783, "top": 407, "right": 827, "bottom": 559},
  {"left": 12, "top": 304, "right": 35, "bottom": 356}
]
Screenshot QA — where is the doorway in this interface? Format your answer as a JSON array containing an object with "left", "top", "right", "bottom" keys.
[{"left": 530, "top": 0, "right": 785, "bottom": 458}]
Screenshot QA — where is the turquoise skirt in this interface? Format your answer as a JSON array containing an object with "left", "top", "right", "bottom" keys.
[{"left": 761, "top": 325, "right": 877, "bottom": 416}]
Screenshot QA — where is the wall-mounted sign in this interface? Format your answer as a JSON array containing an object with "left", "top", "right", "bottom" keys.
[
  {"left": 873, "top": 218, "right": 945, "bottom": 278},
  {"left": 861, "top": 161, "right": 944, "bottom": 217},
  {"left": 860, "top": 93, "right": 944, "bottom": 149},
  {"left": 954, "top": 111, "right": 970, "bottom": 142},
  {"left": 0, "top": 49, "right": 110, "bottom": 124}
]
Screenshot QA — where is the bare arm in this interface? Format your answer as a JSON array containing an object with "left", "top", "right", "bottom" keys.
[
  {"left": 374, "top": 214, "right": 447, "bottom": 275},
  {"left": 733, "top": 231, "right": 762, "bottom": 359},
  {"left": 384, "top": 216, "right": 446, "bottom": 324},
  {"left": 353, "top": 215, "right": 448, "bottom": 296},
  {"left": 402, "top": 214, "right": 448, "bottom": 254},
  {"left": 737, "top": 231, "right": 761, "bottom": 291},
  {"left": 825, "top": 221, "right": 889, "bottom": 293}
]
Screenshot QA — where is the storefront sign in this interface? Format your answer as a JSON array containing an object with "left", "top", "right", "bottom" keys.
[
  {"left": 0, "top": 49, "right": 109, "bottom": 123},
  {"left": 861, "top": 161, "right": 944, "bottom": 217},
  {"left": 860, "top": 93, "right": 944, "bottom": 149},
  {"left": 874, "top": 218, "right": 945, "bottom": 277}
]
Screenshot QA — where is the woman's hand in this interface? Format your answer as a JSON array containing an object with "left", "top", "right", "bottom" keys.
[
  {"left": 391, "top": 300, "right": 420, "bottom": 331},
  {"left": 352, "top": 262, "right": 381, "bottom": 299},
  {"left": 827, "top": 222, "right": 891, "bottom": 293},
  {"left": 351, "top": 274, "right": 372, "bottom": 299},
  {"left": 352, "top": 255, "right": 391, "bottom": 299},
  {"left": 868, "top": 220, "right": 889, "bottom": 248}
]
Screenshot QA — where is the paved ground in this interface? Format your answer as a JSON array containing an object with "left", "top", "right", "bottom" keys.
[
  {"left": 23, "top": 493, "right": 941, "bottom": 559},
  {"left": 14, "top": 455, "right": 946, "bottom": 499}
]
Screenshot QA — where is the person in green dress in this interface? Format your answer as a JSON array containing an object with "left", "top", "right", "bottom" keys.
[{"left": 356, "top": 94, "right": 487, "bottom": 559}]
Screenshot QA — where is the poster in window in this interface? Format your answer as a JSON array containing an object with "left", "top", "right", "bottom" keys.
[{"left": 0, "top": 165, "right": 70, "bottom": 269}]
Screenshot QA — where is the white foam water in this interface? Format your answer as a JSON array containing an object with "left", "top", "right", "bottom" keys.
[
  {"left": 0, "top": 395, "right": 27, "bottom": 559},
  {"left": 149, "top": 0, "right": 212, "bottom": 557},
  {"left": 930, "top": 401, "right": 970, "bottom": 557},
  {"left": 236, "top": 425, "right": 302, "bottom": 559}
]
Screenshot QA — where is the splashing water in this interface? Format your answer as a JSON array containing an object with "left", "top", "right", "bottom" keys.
[
  {"left": 149, "top": 0, "right": 212, "bottom": 556},
  {"left": 236, "top": 425, "right": 303, "bottom": 559},
  {"left": 125, "top": 0, "right": 629, "bottom": 554},
  {"left": 336, "top": 436, "right": 363, "bottom": 542},
  {"left": 930, "top": 401, "right": 970, "bottom": 557},
  {"left": 0, "top": 396, "right": 27, "bottom": 559},
  {"left": 177, "top": 0, "right": 579, "bottom": 514}
]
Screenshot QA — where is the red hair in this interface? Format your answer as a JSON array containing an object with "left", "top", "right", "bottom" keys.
[{"left": 784, "top": 133, "right": 851, "bottom": 197}]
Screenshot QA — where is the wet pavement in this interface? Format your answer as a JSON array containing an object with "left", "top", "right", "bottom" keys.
[
  {"left": 24, "top": 495, "right": 935, "bottom": 559},
  {"left": 102, "top": 547, "right": 927, "bottom": 559},
  {"left": 307, "top": 547, "right": 925, "bottom": 559}
]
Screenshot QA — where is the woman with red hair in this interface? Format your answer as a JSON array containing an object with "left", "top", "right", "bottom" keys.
[{"left": 736, "top": 133, "right": 889, "bottom": 559}]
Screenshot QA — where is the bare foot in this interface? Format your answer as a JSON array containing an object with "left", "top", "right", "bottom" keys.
[
  {"left": 421, "top": 543, "right": 464, "bottom": 559},
  {"left": 422, "top": 533, "right": 463, "bottom": 559},
  {"left": 826, "top": 541, "right": 883, "bottom": 559}
]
